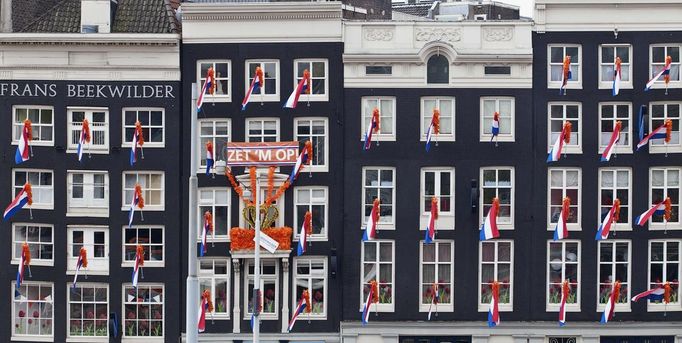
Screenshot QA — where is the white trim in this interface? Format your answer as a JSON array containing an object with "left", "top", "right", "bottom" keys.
[
  {"left": 418, "top": 240, "right": 454, "bottom": 313},
  {"left": 196, "top": 60, "right": 232, "bottom": 103},
  {"left": 66, "top": 170, "right": 109, "bottom": 218},
  {"left": 360, "top": 240, "right": 395, "bottom": 312},
  {"left": 597, "top": 167, "right": 633, "bottom": 231},
  {"left": 66, "top": 283, "right": 109, "bottom": 341},
  {"left": 197, "top": 188, "right": 232, "bottom": 242},
  {"left": 546, "top": 239, "right": 581, "bottom": 312},
  {"left": 244, "top": 259, "right": 280, "bottom": 320},
  {"left": 648, "top": 102, "right": 682, "bottom": 153},
  {"left": 547, "top": 102, "right": 582, "bottom": 154},
  {"left": 121, "top": 226, "right": 165, "bottom": 268},
  {"left": 66, "top": 225, "right": 109, "bottom": 275},
  {"left": 66, "top": 107, "right": 109, "bottom": 154},
  {"left": 480, "top": 97, "right": 516, "bottom": 142},
  {"left": 648, "top": 167, "right": 681, "bottom": 230},
  {"left": 11, "top": 223, "right": 54, "bottom": 267},
  {"left": 597, "top": 102, "right": 633, "bottom": 155},
  {"left": 547, "top": 44, "right": 583, "bottom": 90},
  {"left": 360, "top": 96, "right": 396, "bottom": 142},
  {"left": 237, "top": 174, "right": 287, "bottom": 229},
  {"left": 361, "top": 167, "right": 396, "bottom": 229},
  {"left": 547, "top": 168, "right": 582, "bottom": 231},
  {"left": 244, "top": 59, "right": 280, "bottom": 102},
  {"left": 293, "top": 59, "right": 329, "bottom": 102},
  {"left": 11, "top": 169, "right": 54, "bottom": 210},
  {"left": 197, "top": 119, "right": 231, "bottom": 175},
  {"left": 293, "top": 186, "right": 329, "bottom": 241},
  {"left": 245, "top": 117, "right": 280, "bottom": 143},
  {"left": 11, "top": 281, "right": 54, "bottom": 341},
  {"left": 479, "top": 167, "right": 515, "bottom": 230},
  {"left": 649, "top": 44, "right": 682, "bottom": 90},
  {"left": 598, "top": 44, "right": 634, "bottom": 90},
  {"left": 11, "top": 105, "right": 55, "bottom": 147},
  {"left": 597, "top": 240, "right": 632, "bottom": 312},
  {"left": 647, "top": 239, "right": 682, "bottom": 312},
  {"left": 198, "top": 258, "right": 231, "bottom": 320},
  {"left": 120, "top": 108, "right": 165, "bottom": 148},
  {"left": 293, "top": 117, "right": 329, "bottom": 173},
  {"left": 478, "top": 240, "right": 514, "bottom": 312},
  {"left": 121, "top": 283, "right": 165, "bottom": 339},
  {"left": 292, "top": 256, "right": 328, "bottom": 320},
  {"left": 420, "top": 167, "right": 455, "bottom": 230},
  {"left": 420, "top": 97, "right": 455, "bottom": 142},
  {"left": 121, "top": 171, "right": 165, "bottom": 211}
]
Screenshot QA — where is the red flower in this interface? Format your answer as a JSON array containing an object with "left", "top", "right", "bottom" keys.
[
  {"left": 154, "top": 311, "right": 162, "bottom": 320},
  {"left": 86, "top": 311, "right": 94, "bottom": 319},
  {"left": 444, "top": 287, "right": 451, "bottom": 294},
  {"left": 314, "top": 291, "right": 323, "bottom": 301},
  {"left": 265, "top": 289, "right": 275, "bottom": 300},
  {"left": 127, "top": 312, "right": 135, "bottom": 319},
  {"left": 18, "top": 310, "right": 25, "bottom": 318},
  {"left": 99, "top": 313, "right": 107, "bottom": 319},
  {"left": 28, "top": 319, "right": 33, "bottom": 324},
  {"left": 32, "top": 311, "right": 39, "bottom": 318}
]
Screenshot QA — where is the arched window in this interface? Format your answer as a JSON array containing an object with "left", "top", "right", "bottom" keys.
[{"left": 427, "top": 54, "right": 449, "bottom": 84}]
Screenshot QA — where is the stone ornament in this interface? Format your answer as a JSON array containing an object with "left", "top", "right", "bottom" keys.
[
  {"left": 364, "top": 28, "right": 394, "bottom": 41},
  {"left": 484, "top": 27, "right": 514, "bottom": 41},
  {"left": 415, "top": 27, "right": 461, "bottom": 42}
]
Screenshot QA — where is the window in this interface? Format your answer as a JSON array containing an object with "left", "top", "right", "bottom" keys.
[
  {"left": 122, "top": 172, "right": 164, "bottom": 211},
  {"left": 599, "top": 45, "right": 632, "bottom": 89},
  {"left": 599, "top": 103, "right": 632, "bottom": 154},
  {"left": 245, "top": 260, "right": 279, "bottom": 319},
  {"left": 485, "top": 66, "right": 511, "bottom": 75},
  {"left": 122, "top": 108, "right": 164, "bottom": 147},
  {"left": 246, "top": 118, "right": 279, "bottom": 143},
  {"left": 481, "top": 97, "right": 515, "bottom": 142},
  {"left": 12, "top": 224, "right": 53, "bottom": 266},
  {"left": 547, "top": 240, "right": 580, "bottom": 311},
  {"left": 361, "top": 240, "right": 394, "bottom": 311},
  {"left": 68, "top": 284, "right": 109, "bottom": 339},
  {"left": 198, "top": 119, "right": 230, "bottom": 173},
  {"left": 245, "top": 60, "right": 279, "bottom": 100},
  {"left": 548, "top": 103, "right": 581, "bottom": 153},
  {"left": 198, "top": 188, "right": 230, "bottom": 240},
  {"left": 548, "top": 45, "right": 581, "bottom": 88},
  {"left": 366, "top": 66, "right": 392, "bottom": 75},
  {"left": 67, "top": 171, "right": 109, "bottom": 217},
  {"left": 481, "top": 167, "right": 514, "bottom": 228},
  {"left": 421, "top": 97, "right": 455, "bottom": 141},
  {"left": 598, "top": 241, "right": 631, "bottom": 310},
  {"left": 362, "top": 167, "right": 395, "bottom": 227},
  {"left": 293, "top": 257, "right": 327, "bottom": 318},
  {"left": 361, "top": 97, "right": 396, "bottom": 141},
  {"left": 199, "top": 259, "right": 230, "bottom": 319},
  {"left": 294, "top": 118, "right": 328, "bottom": 171},
  {"left": 294, "top": 187, "right": 328, "bottom": 240},
  {"left": 123, "top": 226, "right": 164, "bottom": 267},
  {"left": 427, "top": 54, "right": 449, "bottom": 84},
  {"left": 649, "top": 168, "right": 681, "bottom": 229},
  {"left": 67, "top": 107, "right": 108, "bottom": 153},
  {"left": 421, "top": 168, "right": 454, "bottom": 229},
  {"left": 197, "top": 60, "right": 231, "bottom": 100},
  {"left": 68, "top": 226, "right": 109, "bottom": 274},
  {"left": 12, "top": 105, "right": 53, "bottom": 145},
  {"left": 650, "top": 45, "right": 681, "bottom": 88},
  {"left": 548, "top": 168, "right": 581, "bottom": 230},
  {"left": 648, "top": 240, "right": 681, "bottom": 311},
  {"left": 12, "top": 282, "right": 53, "bottom": 339},
  {"left": 295, "top": 59, "right": 328, "bottom": 99},
  {"left": 479, "top": 240, "right": 513, "bottom": 310},
  {"left": 13, "top": 169, "right": 53, "bottom": 210},
  {"left": 123, "top": 284, "right": 164, "bottom": 337},
  {"left": 649, "top": 102, "right": 681, "bottom": 152},
  {"left": 420, "top": 241, "right": 454, "bottom": 312},
  {"left": 599, "top": 168, "right": 631, "bottom": 231}
]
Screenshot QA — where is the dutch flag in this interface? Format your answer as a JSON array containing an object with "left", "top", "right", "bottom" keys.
[
  {"left": 287, "top": 297, "right": 309, "bottom": 332},
  {"left": 601, "top": 121, "right": 621, "bottom": 162},
  {"left": 284, "top": 70, "right": 310, "bottom": 109},
  {"left": 424, "top": 200, "right": 438, "bottom": 244},
  {"left": 200, "top": 215, "right": 211, "bottom": 257},
  {"left": 15, "top": 247, "right": 27, "bottom": 290},
  {"left": 15, "top": 121, "right": 31, "bottom": 165},
  {"left": 595, "top": 203, "right": 617, "bottom": 240},
  {"left": 612, "top": 56, "right": 622, "bottom": 96},
  {"left": 242, "top": 67, "right": 263, "bottom": 111},
  {"left": 132, "top": 248, "right": 143, "bottom": 288},
  {"left": 645, "top": 56, "right": 672, "bottom": 91},
  {"left": 361, "top": 285, "right": 374, "bottom": 326},
  {"left": 634, "top": 201, "right": 666, "bottom": 227},
  {"left": 130, "top": 128, "right": 140, "bottom": 166},
  {"left": 479, "top": 198, "right": 499, "bottom": 241},
  {"left": 362, "top": 200, "right": 380, "bottom": 241},
  {"left": 600, "top": 283, "right": 619, "bottom": 324},
  {"left": 289, "top": 145, "right": 311, "bottom": 184},
  {"left": 553, "top": 198, "right": 570, "bottom": 240},
  {"left": 487, "top": 289, "right": 500, "bottom": 327},
  {"left": 632, "top": 286, "right": 666, "bottom": 302},
  {"left": 297, "top": 219, "right": 308, "bottom": 256},
  {"left": 128, "top": 190, "right": 142, "bottom": 228},
  {"left": 3, "top": 185, "right": 31, "bottom": 221},
  {"left": 205, "top": 142, "right": 214, "bottom": 176},
  {"left": 77, "top": 119, "right": 90, "bottom": 162},
  {"left": 637, "top": 122, "right": 668, "bottom": 150},
  {"left": 558, "top": 281, "right": 569, "bottom": 327},
  {"left": 197, "top": 68, "right": 214, "bottom": 112}
]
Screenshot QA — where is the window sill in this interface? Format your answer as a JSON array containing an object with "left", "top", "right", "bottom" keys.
[
  {"left": 243, "top": 314, "right": 279, "bottom": 320},
  {"left": 598, "top": 82, "right": 633, "bottom": 90},
  {"left": 66, "top": 269, "right": 109, "bottom": 276},
  {"left": 11, "top": 260, "right": 53, "bottom": 267},
  {"left": 360, "top": 135, "right": 396, "bottom": 142},
  {"left": 598, "top": 146, "right": 632, "bottom": 155},
  {"left": 480, "top": 135, "right": 515, "bottom": 143},
  {"left": 11, "top": 141, "right": 54, "bottom": 147},
  {"left": 648, "top": 303, "right": 682, "bottom": 312},
  {"left": 357, "top": 304, "right": 394, "bottom": 312},
  {"left": 648, "top": 224, "right": 681, "bottom": 231},
  {"left": 11, "top": 336, "right": 54, "bottom": 342},
  {"left": 120, "top": 143, "right": 165, "bottom": 149},
  {"left": 547, "top": 226, "right": 582, "bottom": 231},
  {"left": 121, "top": 337, "right": 164, "bottom": 342},
  {"left": 66, "top": 210, "right": 109, "bottom": 218},
  {"left": 120, "top": 207, "right": 164, "bottom": 212},
  {"left": 597, "top": 304, "right": 631, "bottom": 312},
  {"left": 477, "top": 304, "right": 512, "bottom": 312},
  {"left": 201, "top": 95, "right": 232, "bottom": 103},
  {"left": 546, "top": 304, "right": 581, "bottom": 312},
  {"left": 289, "top": 94, "right": 329, "bottom": 103},
  {"left": 296, "top": 315, "right": 327, "bottom": 320},
  {"left": 293, "top": 235, "right": 328, "bottom": 242},
  {"left": 648, "top": 145, "right": 682, "bottom": 154},
  {"left": 547, "top": 147, "right": 582, "bottom": 154},
  {"left": 646, "top": 83, "right": 682, "bottom": 90},
  {"left": 547, "top": 82, "right": 583, "bottom": 90},
  {"left": 66, "top": 149, "right": 110, "bottom": 155},
  {"left": 419, "top": 305, "right": 453, "bottom": 312},
  {"left": 420, "top": 135, "right": 456, "bottom": 142},
  {"left": 67, "top": 337, "right": 109, "bottom": 343},
  {"left": 121, "top": 262, "right": 164, "bottom": 268}
]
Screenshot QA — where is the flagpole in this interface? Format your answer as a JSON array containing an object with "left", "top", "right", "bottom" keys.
[
  {"left": 254, "top": 171, "right": 261, "bottom": 343},
  {"left": 186, "top": 84, "right": 199, "bottom": 343}
]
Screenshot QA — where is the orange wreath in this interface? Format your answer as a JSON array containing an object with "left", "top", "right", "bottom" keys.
[
  {"left": 229, "top": 227, "right": 293, "bottom": 251},
  {"left": 22, "top": 242, "right": 31, "bottom": 266},
  {"left": 136, "top": 245, "right": 145, "bottom": 266},
  {"left": 79, "top": 247, "right": 88, "bottom": 268},
  {"left": 24, "top": 183, "right": 33, "bottom": 206}
]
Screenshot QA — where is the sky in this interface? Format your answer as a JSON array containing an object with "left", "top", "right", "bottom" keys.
[{"left": 501, "top": 0, "right": 534, "bottom": 17}]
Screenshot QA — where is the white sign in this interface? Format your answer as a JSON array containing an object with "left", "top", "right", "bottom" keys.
[{"left": 253, "top": 231, "right": 279, "bottom": 253}]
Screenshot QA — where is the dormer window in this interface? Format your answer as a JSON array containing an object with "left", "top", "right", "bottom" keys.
[{"left": 427, "top": 55, "right": 449, "bottom": 84}]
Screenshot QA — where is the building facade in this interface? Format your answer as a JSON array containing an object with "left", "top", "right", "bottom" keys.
[{"left": 0, "top": 1, "right": 182, "bottom": 342}]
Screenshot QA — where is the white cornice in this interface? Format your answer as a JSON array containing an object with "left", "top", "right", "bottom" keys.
[
  {"left": 343, "top": 53, "right": 532, "bottom": 64},
  {"left": 0, "top": 33, "right": 180, "bottom": 46},
  {"left": 182, "top": 2, "right": 343, "bottom": 21}
]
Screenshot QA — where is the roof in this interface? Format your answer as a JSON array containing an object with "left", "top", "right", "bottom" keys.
[
  {"left": 391, "top": 2, "right": 434, "bottom": 17},
  {"left": 17, "top": 0, "right": 180, "bottom": 33}
]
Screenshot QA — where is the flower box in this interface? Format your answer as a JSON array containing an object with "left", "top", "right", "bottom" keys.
[{"left": 229, "top": 227, "right": 292, "bottom": 251}]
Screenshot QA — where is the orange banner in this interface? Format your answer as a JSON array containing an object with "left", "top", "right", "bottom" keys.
[{"left": 226, "top": 142, "right": 299, "bottom": 166}]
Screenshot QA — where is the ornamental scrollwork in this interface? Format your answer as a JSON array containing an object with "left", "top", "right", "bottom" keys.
[
  {"left": 484, "top": 27, "right": 514, "bottom": 41},
  {"left": 364, "top": 28, "right": 394, "bottom": 41},
  {"left": 415, "top": 27, "right": 461, "bottom": 42}
]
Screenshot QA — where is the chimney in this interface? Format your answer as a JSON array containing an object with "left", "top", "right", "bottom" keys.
[
  {"left": 1, "top": 0, "right": 12, "bottom": 32},
  {"left": 80, "top": 0, "right": 111, "bottom": 33}
]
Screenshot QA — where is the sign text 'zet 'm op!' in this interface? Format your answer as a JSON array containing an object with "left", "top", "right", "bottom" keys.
[{"left": 226, "top": 142, "right": 299, "bottom": 166}]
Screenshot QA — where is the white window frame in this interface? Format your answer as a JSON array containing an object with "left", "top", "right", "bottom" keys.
[
  {"left": 647, "top": 240, "right": 682, "bottom": 312},
  {"left": 198, "top": 258, "right": 231, "bottom": 319},
  {"left": 66, "top": 107, "right": 109, "bottom": 154},
  {"left": 648, "top": 167, "right": 681, "bottom": 230},
  {"left": 12, "top": 169, "right": 53, "bottom": 210},
  {"left": 362, "top": 167, "right": 396, "bottom": 229},
  {"left": 67, "top": 170, "right": 109, "bottom": 217},
  {"left": 122, "top": 283, "right": 165, "bottom": 339},
  {"left": 420, "top": 97, "right": 455, "bottom": 142},
  {"left": 197, "top": 188, "right": 231, "bottom": 242},
  {"left": 122, "top": 226, "right": 165, "bottom": 268},
  {"left": 196, "top": 60, "right": 232, "bottom": 102},
  {"left": 12, "top": 281, "right": 54, "bottom": 341},
  {"left": 244, "top": 259, "right": 280, "bottom": 320},
  {"left": 548, "top": 102, "right": 582, "bottom": 154},
  {"left": 419, "top": 240, "right": 454, "bottom": 312},
  {"left": 649, "top": 102, "right": 682, "bottom": 153},
  {"left": 478, "top": 240, "right": 514, "bottom": 312},
  {"left": 121, "top": 107, "right": 165, "bottom": 148},
  {"left": 244, "top": 59, "right": 280, "bottom": 102},
  {"left": 67, "top": 226, "right": 109, "bottom": 275},
  {"left": 420, "top": 168, "right": 455, "bottom": 230},
  {"left": 67, "top": 283, "right": 109, "bottom": 341},
  {"left": 12, "top": 105, "right": 54, "bottom": 147},
  {"left": 238, "top": 177, "right": 286, "bottom": 229},
  {"left": 597, "top": 240, "right": 632, "bottom": 312},
  {"left": 547, "top": 44, "right": 582, "bottom": 89},
  {"left": 547, "top": 168, "right": 582, "bottom": 231},
  {"left": 292, "top": 257, "right": 328, "bottom": 319},
  {"left": 360, "top": 240, "right": 395, "bottom": 312},
  {"left": 649, "top": 44, "right": 682, "bottom": 90},
  {"left": 480, "top": 167, "right": 515, "bottom": 230},
  {"left": 360, "top": 96, "right": 396, "bottom": 142},
  {"left": 197, "top": 119, "right": 231, "bottom": 174},
  {"left": 293, "top": 59, "right": 329, "bottom": 101},
  {"left": 598, "top": 44, "right": 633, "bottom": 90},
  {"left": 598, "top": 168, "right": 632, "bottom": 232},
  {"left": 245, "top": 117, "right": 280, "bottom": 143},
  {"left": 293, "top": 186, "right": 328, "bottom": 241},
  {"left": 294, "top": 117, "right": 329, "bottom": 172},
  {"left": 546, "top": 240, "right": 581, "bottom": 312},
  {"left": 121, "top": 172, "right": 165, "bottom": 211},
  {"left": 598, "top": 102, "right": 633, "bottom": 155},
  {"left": 12, "top": 223, "right": 53, "bottom": 266},
  {"left": 480, "top": 97, "right": 515, "bottom": 142}
]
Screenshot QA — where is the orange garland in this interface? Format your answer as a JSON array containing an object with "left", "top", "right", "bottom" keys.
[
  {"left": 82, "top": 119, "right": 91, "bottom": 143},
  {"left": 664, "top": 282, "right": 671, "bottom": 304},
  {"left": 562, "top": 197, "right": 571, "bottom": 220},
  {"left": 370, "top": 280, "right": 379, "bottom": 304},
  {"left": 562, "top": 279, "right": 570, "bottom": 299},
  {"left": 135, "top": 121, "right": 144, "bottom": 146},
  {"left": 22, "top": 242, "right": 31, "bottom": 266},
  {"left": 613, "top": 198, "right": 621, "bottom": 222},
  {"left": 491, "top": 197, "right": 500, "bottom": 215},
  {"left": 202, "top": 289, "right": 214, "bottom": 312},
  {"left": 665, "top": 119, "right": 673, "bottom": 143},
  {"left": 136, "top": 245, "right": 145, "bottom": 266},
  {"left": 614, "top": 120, "right": 622, "bottom": 136},
  {"left": 491, "top": 281, "right": 500, "bottom": 301},
  {"left": 431, "top": 197, "right": 439, "bottom": 220},
  {"left": 24, "top": 183, "right": 33, "bottom": 206},
  {"left": 79, "top": 247, "right": 88, "bottom": 268},
  {"left": 612, "top": 281, "right": 621, "bottom": 303},
  {"left": 24, "top": 119, "right": 32, "bottom": 142},
  {"left": 372, "top": 108, "right": 380, "bottom": 133},
  {"left": 266, "top": 166, "right": 275, "bottom": 199},
  {"left": 304, "top": 211, "right": 312, "bottom": 236},
  {"left": 432, "top": 109, "right": 440, "bottom": 134},
  {"left": 563, "top": 121, "right": 572, "bottom": 144},
  {"left": 207, "top": 66, "right": 216, "bottom": 95},
  {"left": 134, "top": 184, "right": 145, "bottom": 209},
  {"left": 302, "top": 289, "right": 312, "bottom": 313},
  {"left": 225, "top": 168, "right": 246, "bottom": 204},
  {"left": 249, "top": 167, "right": 257, "bottom": 204},
  {"left": 204, "top": 211, "right": 214, "bottom": 234},
  {"left": 664, "top": 56, "right": 672, "bottom": 84},
  {"left": 303, "top": 70, "right": 311, "bottom": 95},
  {"left": 664, "top": 197, "right": 672, "bottom": 221},
  {"left": 229, "top": 227, "right": 293, "bottom": 251}
]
